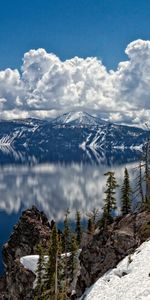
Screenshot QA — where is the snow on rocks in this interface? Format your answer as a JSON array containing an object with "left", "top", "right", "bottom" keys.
[
  {"left": 20, "top": 252, "right": 72, "bottom": 275},
  {"left": 20, "top": 255, "right": 42, "bottom": 274}
]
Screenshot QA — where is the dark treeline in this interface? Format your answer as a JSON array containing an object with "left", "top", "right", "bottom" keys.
[{"left": 34, "top": 139, "right": 150, "bottom": 300}]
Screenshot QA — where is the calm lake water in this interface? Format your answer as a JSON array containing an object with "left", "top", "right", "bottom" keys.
[{"left": 0, "top": 147, "right": 141, "bottom": 274}]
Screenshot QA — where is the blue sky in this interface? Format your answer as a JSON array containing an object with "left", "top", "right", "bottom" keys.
[
  {"left": 0, "top": 0, "right": 150, "bottom": 125},
  {"left": 1, "top": 0, "right": 150, "bottom": 70}
]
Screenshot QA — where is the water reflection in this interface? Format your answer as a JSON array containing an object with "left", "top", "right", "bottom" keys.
[
  {"left": 0, "top": 143, "right": 142, "bottom": 166},
  {"left": 0, "top": 162, "right": 137, "bottom": 221},
  {"left": 0, "top": 144, "right": 142, "bottom": 274}
]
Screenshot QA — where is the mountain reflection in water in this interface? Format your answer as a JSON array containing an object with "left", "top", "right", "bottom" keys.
[
  {"left": 0, "top": 161, "right": 138, "bottom": 220},
  {"left": 0, "top": 146, "right": 142, "bottom": 274}
]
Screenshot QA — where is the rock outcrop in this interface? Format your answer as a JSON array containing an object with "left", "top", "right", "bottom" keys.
[
  {"left": 2, "top": 207, "right": 150, "bottom": 299},
  {"left": 2, "top": 206, "right": 51, "bottom": 300},
  {"left": 0, "top": 276, "right": 6, "bottom": 300},
  {"left": 76, "top": 211, "right": 150, "bottom": 297}
]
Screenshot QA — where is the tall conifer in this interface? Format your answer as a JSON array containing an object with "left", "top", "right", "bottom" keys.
[
  {"left": 75, "top": 210, "right": 82, "bottom": 247},
  {"left": 43, "top": 223, "right": 59, "bottom": 299},
  {"left": 34, "top": 245, "right": 45, "bottom": 300},
  {"left": 143, "top": 140, "right": 150, "bottom": 205},
  {"left": 70, "top": 234, "right": 78, "bottom": 281},
  {"left": 87, "top": 217, "right": 94, "bottom": 234},
  {"left": 62, "top": 209, "right": 70, "bottom": 253},
  {"left": 62, "top": 209, "right": 71, "bottom": 299},
  {"left": 121, "top": 167, "right": 132, "bottom": 215},
  {"left": 102, "top": 171, "right": 118, "bottom": 225}
]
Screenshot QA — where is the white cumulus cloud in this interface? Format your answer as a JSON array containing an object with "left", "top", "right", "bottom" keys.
[{"left": 0, "top": 39, "right": 149, "bottom": 126}]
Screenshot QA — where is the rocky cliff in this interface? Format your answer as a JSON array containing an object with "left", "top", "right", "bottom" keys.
[
  {"left": 1, "top": 208, "right": 150, "bottom": 299},
  {"left": 2, "top": 206, "right": 51, "bottom": 300}
]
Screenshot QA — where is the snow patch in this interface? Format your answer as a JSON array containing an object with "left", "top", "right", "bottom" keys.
[
  {"left": 20, "top": 252, "right": 72, "bottom": 275},
  {"left": 20, "top": 255, "right": 41, "bottom": 274},
  {"left": 80, "top": 240, "right": 150, "bottom": 300}
]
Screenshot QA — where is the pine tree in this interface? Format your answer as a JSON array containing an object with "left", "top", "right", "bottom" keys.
[
  {"left": 75, "top": 210, "right": 82, "bottom": 247},
  {"left": 134, "top": 139, "right": 150, "bottom": 210},
  {"left": 70, "top": 234, "right": 78, "bottom": 281},
  {"left": 43, "top": 247, "right": 54, "bottom": 299},
  {"left": 134, "top": 160, "right": 144, "bottom": 207},
  {"left": 102, "top": 171, "right": 118, "bottom": 225},
  {"left": 52, "top": 224, "right": 59, "bottom": 300},
  {"left": 143, "top": 139, "right": 150, "bottom": 205},
  {"left": 62, "top": 209, "right": 71, "bottom": 299},
  {"left": 121, "top": 168, "right": 132, "bottom": 215},
  {"left": 34, "top": 245, "right": 45, "bottom": 300},
  {"left": 43, "top": 223, "right": 59, "bottom": 300},
  {"left": 87, "top": 217, "right": 94, "bottom": 235},
  {"left": 62, "top": 209, "right": 71, "bottom": 253}
]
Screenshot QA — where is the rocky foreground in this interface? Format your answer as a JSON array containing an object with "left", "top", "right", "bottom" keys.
[
  {"left": 0, "top": 206, "right": 51, "bottom": 300},
  {"left": 0, "top": 206, "right": 150, "bottom": 299}
]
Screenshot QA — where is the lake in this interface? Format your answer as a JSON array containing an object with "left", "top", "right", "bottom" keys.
[{"left": 0, "top": 146, "right": 141, "bottom": 274}]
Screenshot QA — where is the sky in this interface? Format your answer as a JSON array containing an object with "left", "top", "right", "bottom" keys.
[{"left": 0, "top": 0, "right": 150, "bottom": 126}]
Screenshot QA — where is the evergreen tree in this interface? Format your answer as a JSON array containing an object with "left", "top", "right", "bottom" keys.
[
  {"left": 102, "top": 171, "right": 118, "bottom": 225},
  {"left": 134, "top": 160, "right": 144, "bottom": 207},
  {"left": 87, "top": 217, "right": 94, "bottom": 235},
  {"left": 62, "top": 209, "right": 71, "bottom": 299},
  {"left": 70, "top": 234, "right": 78, "bottom": 281},
  {"left": 121, "top": 168, "right": 132, "bottom": 215},
  {"left": 34, "top": 245, "right": 45, "bottom": 300},
  {"left": 75, "top": 210, "right": 82, "bottom": 247},
  {"left": 52, "top": 224, "right": 59, "bottom": 300},
  {"left": 43, "top": 223, "right": 59, "bottom": 299},
  {"left": 134, "top": 139, "right": 150, "bottom": 210},
  {"left": 62, "top": 209, "right": 71, "bottom": 253},
  {"left": 143, "top": 139, "right": 150, "bottom": 205}
]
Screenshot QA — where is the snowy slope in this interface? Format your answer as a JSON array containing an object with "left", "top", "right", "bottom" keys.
[
  {"left": 52, "top": 111, "right": 106, "bottom": 126},
  {"left": 80, "top": 240, "right": 150, "bottom": 300}
]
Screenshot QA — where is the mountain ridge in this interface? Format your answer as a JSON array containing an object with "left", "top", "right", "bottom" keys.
[
  {"left": 0, "top": 111, "right": 149, "bottom": 165},
  {"left": 7, "top": 111, "right": 147, "bottom": 130}
]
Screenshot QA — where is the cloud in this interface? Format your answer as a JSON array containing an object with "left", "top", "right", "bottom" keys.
[
  {"left": 0, "top": 40, "right": 150, "bottom": 126},
  {"left": 115, "top": 39, "right": 150, "bottom": 109}
]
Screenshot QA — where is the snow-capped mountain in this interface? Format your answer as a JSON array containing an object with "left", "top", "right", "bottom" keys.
[
  {"left": 52, "top": 111, "right": 106, "bottom": 127},
  {"left": 35, "top": 112, "right": 149, "bottom": 151},
  {"left": 0, "top": 111, "right": 149, "bottom": 165}
]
